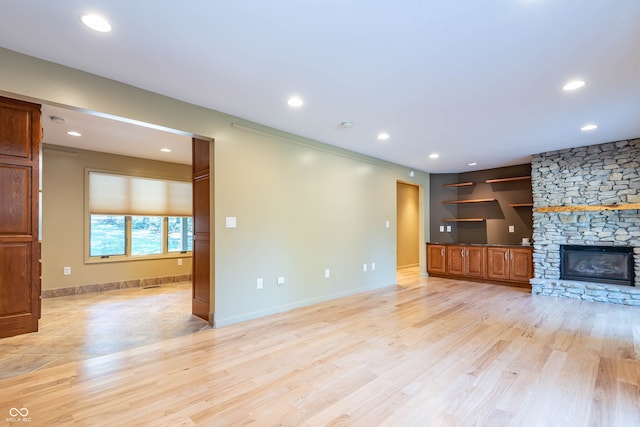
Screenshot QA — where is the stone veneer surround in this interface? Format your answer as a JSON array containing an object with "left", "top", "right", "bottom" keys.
[{"left": 530, "top": 139, "right": 640, "bottom": 305}]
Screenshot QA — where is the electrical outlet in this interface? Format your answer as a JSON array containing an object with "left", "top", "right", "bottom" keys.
[
  {"left": 277, "top": 276, "right": 285, "bottom": 286},
  {"left": 257, "top": 278, "right": 263, "bottom": 289},
  {"left": 177, "top": 258, "right": 183, "bottom": 266},
  {"left": 440, "top": 225, "right": 445, "bottom": 232},
  {"left": 371, "top": 262, "right": 376, "bottom": 271},
  {"left": 509, "top": 225, "right": 515, "bottom": 233},
  {"left": 324, "top": 269, "right": 330, "bottom": 278},
  {"left": 63, "top": 266, "right": 71, "bottom": 276},
  {"left": 446, "top": 225, "right": 452, "bottom": 232},
  {"left": 363, "top": 264, "right": 368, "bottom": 272}
]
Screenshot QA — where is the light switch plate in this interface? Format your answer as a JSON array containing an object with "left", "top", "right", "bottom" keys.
[
  {"left": 277, "top": 276, "right": 285, "bottom": 285},
  {"left": 509, "top": 225, "right": 515, "bottom": 233},
  {"left": 439, "top": 225, "right": 445, "bottom": 232},
  {"left": 446, "top": 225, "right": 452, "bottom": 232},
  {"left": 226, "top": 217, "right": 237, "bottom": 228}
]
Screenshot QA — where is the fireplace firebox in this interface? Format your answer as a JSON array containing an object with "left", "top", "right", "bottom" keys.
[{"left": 560, "top": 245, "right": 634, "bottom": 286}]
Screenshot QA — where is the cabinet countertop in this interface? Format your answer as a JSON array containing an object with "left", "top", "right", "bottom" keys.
[{"left": 427, "top": 242, "right": 533, "bottom": 248}]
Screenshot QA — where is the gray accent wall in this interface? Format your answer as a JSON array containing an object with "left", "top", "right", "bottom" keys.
[{"left": 430, "top": 164, "right": 533, "bottom": 245}]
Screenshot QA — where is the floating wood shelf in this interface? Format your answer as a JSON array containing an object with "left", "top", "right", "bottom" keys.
[
  {"left": 535, "top": 203, "right": 640, "bottom": 212},
  {"left": 442, "top": 198, "right": 496, "bottom": 204},
  {"left": 485, "top": 176, "right": 531, "bottom": 184},
  {"left": 442, "top": 181, "right": 474, "bottom": 188},
  {"left": 442, "top": 218, "right": 485, "bottom": 222},
  {"left": 509, "top": 203, "right": 534, "bottom": 207}
]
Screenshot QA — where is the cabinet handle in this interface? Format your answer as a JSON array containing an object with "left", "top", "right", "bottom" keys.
[
  {"left": 504, "top": 252, "right": 508, "bottom": 260},
  {"left": 511, "top": 252, "right": 513, "bottom": 260},
  {"left": 441, "top": 248, "right": 444, "bottom": 256},
  {"left": 461, "top": 248, "right": 465, "bottom": 257}
]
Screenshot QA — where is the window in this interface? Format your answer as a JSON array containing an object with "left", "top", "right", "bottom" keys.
[
  {"left": 87, "top": 171, "right": 192, "bottom": 260},
  {"left": 168, "top": 217, "right": 193, "bottom": 252},
  {"left": 90, "top": 215, "right": 125, "bottom": 256},
  {"left": 131, "top": 216, "right": 163, "bottom": 255}
]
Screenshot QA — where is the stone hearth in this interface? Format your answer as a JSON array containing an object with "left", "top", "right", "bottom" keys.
[{"left": 530, "top": 139, "right": 640, "bottom": 305}]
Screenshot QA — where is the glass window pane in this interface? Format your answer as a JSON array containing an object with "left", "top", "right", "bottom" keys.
[
  {"left": 168, "top": 217, "right": 193, "bottom": 252},
  {"left": 131, "top": 216, "right": 163, "bottom": 255},
  {"left": 90, "top": 215, "right": 125, "bottom": 256}
]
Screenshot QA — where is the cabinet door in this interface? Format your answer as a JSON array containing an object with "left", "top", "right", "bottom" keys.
[
  {"left": 192, "top": 137, "right": 211, "bottom": 323},
  {"left": 0, "top": 96, "right": 41, "bottom": 338},
  {"left": 510, "top": 248, "right": 532, "bottom": 283},
  {"left": 486, "top": 247, "right": 509, "bottom": 280},
  {"left": 426, "top": 244, "right": 446, "bottom": 274},
  {"left": 465, "top": 246, "right": 485, "bottom": 278},
  {"left": 447, "top": 246, "right": 465, "bottom": 275}
]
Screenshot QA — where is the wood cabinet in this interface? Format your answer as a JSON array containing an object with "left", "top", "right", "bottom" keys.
[
  {"left": 426, "top": 244, "right": 446, "bottom": 275},
  {"left": 486, "top": 247, "right": 533, "bottom": 283},
  {"left": 192, "top": 137, "right": 212, "bottom": 324},
  {"left": 426, "top": 243, "right": 532, "bottom": 287},
  {"left": 0, "top": 96, "right": 41, "bottom": 338},
  {"left": 446, "top": 245, "right": 485, "bottom": 278}
]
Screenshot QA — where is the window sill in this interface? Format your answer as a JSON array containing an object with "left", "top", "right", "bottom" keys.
[{"left": 85, "top": 252, "right": 192, "bottom": 264}]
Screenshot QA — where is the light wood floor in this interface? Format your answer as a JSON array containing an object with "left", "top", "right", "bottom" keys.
[
  {"left": 0, "top": 282, "right": 209, "bottom": 379},
  {"left": 1, "top": 269, "right": 639, "bottom": 426}
]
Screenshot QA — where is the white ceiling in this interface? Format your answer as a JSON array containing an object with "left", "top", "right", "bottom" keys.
[{"left": 2, "top": 1, "right": 640, "bottom": 173}]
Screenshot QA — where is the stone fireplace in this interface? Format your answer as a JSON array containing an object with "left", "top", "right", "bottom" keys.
[{"left": 530, "top": 139, "right": 640, "bottom": 305}]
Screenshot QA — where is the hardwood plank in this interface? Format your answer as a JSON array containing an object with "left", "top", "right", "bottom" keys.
[{"left": 1, "top": 270, "right": 639, "bottom": 426}]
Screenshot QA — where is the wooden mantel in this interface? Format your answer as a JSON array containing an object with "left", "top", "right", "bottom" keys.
[{"left": 535, "top": 203, "right": 640, "bottom": 212}]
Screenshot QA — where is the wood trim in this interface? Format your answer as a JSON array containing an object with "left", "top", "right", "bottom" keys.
[
  {"left": 509, "top": 203, "right": 533, "bottom": 207},
  {"left": 485, "top": 176, "right": 531, "bottom": 184},
  {"left": 535, "top": 203, "right": 640, "bottom": 212}
]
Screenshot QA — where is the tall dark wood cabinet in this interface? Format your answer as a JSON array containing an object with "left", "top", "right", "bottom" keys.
[
  {"left": 0, "top": 96, "right": 41, "bottom": 338},
  {"left": 192, "top": 137, "right": 212, "bottom": 323}
]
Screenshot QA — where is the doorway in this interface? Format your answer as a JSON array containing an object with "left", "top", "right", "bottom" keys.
[{"left": 396, "top": 181, "right": 420, "bottom": 269}]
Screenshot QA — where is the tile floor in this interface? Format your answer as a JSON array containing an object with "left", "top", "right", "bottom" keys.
[{"left": 0, "top": 282, "right": 209, "bottom": 379}]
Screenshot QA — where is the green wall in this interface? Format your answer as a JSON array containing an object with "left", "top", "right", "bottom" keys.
[{"left": 0, "top": 47, "right": 430, "bottom": 326}]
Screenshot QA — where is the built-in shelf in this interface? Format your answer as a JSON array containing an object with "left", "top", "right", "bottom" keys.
[
  {"left": 509, "top": 203, "right": 534, "bottom": 207},
  {"left": 486, "top": 176, "right": 531, "bottom": 184},
  {"left": 442, "top": 218, "right": 485, "bottom": 222},
  {"left": 442, "top": 198, "right": 496, "bottom": 204},
  {"left": 535, "top": 203, "right": 640, "bottom": 212},
  {"left": 442, "top": 181, "right": 474, "bottom": 188}
]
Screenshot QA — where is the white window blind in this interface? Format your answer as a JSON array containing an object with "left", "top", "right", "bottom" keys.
[{"left": 89, "top": 171, "right": 192, "bottom": 216}]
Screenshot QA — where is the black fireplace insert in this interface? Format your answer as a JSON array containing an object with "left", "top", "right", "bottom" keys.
[{"left": 560, "top": 245, "right": 634, "bottom": 286}]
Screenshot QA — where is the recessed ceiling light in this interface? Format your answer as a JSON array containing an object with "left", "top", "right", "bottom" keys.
[
  {"left": 581, "top": 124, "right": 598, "bottom": 131},
  {"left": 429, "top": 153, "right": 439, "bottom": 159},
  {"left": 468, "top": 162, "right": 477, "bottom": 166},
  {"left": 377, "top": 132, "right": 390, "bottom": 141},
  {"left": 161, "top": 148, "right": 172, "bottom": 153},
  {"left": 67, "top": 131, "right": 82, "bottom": 137},
  {"left": 563, "top": 80, "right": 586, "bottom": 91},
  {"left": 287, "top": 96, "right": 303, "bottom": 107},
  {"left": 81, "top": 14, "right": 112, "bottom": 32}
]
